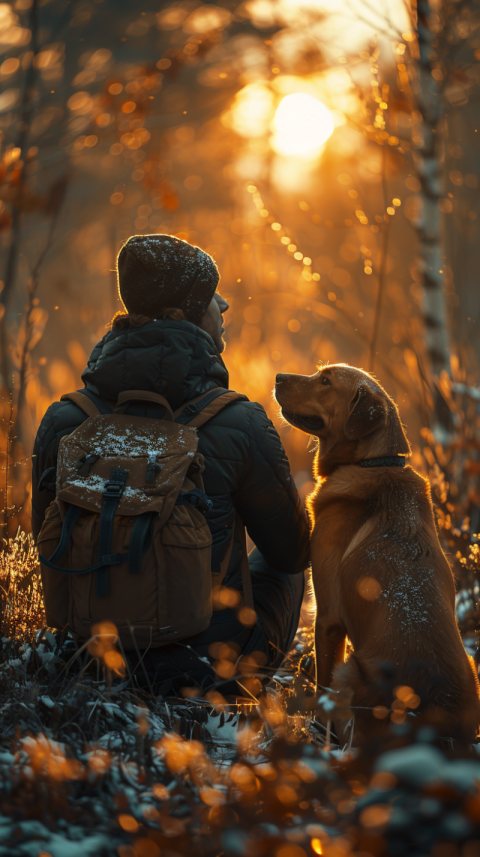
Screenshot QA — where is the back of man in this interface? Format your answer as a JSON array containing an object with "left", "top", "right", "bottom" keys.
[{"left": 32, "top": 235, "right": 309, "bottom": 694}]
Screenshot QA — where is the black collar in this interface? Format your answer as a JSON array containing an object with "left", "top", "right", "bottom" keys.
[{"left": 357, "top": 456, "right": 406, "bottom": 468}]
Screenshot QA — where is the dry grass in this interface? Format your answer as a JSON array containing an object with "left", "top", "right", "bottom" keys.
[{"left": 0, "top": 529, "right": 45, "bottom": 640}]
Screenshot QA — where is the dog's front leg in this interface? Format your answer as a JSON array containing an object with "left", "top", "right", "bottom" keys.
[{"left": 315, "top": 616, "right": 346, "bottom": 691}]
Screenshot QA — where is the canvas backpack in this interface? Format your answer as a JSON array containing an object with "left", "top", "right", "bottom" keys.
[{"left": 37, "top": 387, "right": 254, "bottom": 650}]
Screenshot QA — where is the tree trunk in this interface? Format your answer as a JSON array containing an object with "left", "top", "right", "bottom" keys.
[
  {"left": 412, "top": 0, "right": 453, "bottom": 441},
  {"left": 0, "top": 0, "right": 39, "bottom": 390}
]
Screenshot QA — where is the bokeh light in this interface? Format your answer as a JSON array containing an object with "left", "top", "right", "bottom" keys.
[{"left": 228, "top": 83, "right": 275, "bottom": 138}]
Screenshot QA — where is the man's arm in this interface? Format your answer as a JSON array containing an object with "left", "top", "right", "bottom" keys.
[{"left": 233, "top": 403, "right": 310, "bottom": 574}]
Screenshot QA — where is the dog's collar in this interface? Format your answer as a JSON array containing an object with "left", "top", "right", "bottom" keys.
[{"left": 357, "top": 456, "right": 406, "bottom": 468}]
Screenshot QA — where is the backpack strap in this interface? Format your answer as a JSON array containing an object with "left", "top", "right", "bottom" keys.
[
  {"left": 114, "top": 390, "right": 174, "bottom": 419},
  {"left": 39, "top": 470, "right": 154, "bottom": 598},
  {"left": 174, "top": 387, "right": 247, "bottom": 428},
  {"left": 61, "top": 390, "right": 102, "bottom": 418},
  {"left": 191, "top": 391, "right": 246, "bottom": 429},
  {"left": 39, "top": 471, "right": 131, "bottom": 595},
  {"left": 173, "top": 387, "right": 225, "bottom": 424},
  {"left": 61, "top": 389, "right": 114, "bottom": 417},
  {"left": 62, "top": 387, "right": 244, "bottom": 424}
]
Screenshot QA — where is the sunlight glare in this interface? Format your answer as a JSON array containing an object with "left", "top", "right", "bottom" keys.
[
  {"left": 272, "top": 92, "right": 334, "bottom": 156},
  {"left": 229, "top": 83, "right": 274, "bottom": 138}
]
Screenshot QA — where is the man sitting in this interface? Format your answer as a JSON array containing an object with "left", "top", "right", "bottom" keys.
[{"left": 32, "top": 235, "right": 310, "bottom": 695}]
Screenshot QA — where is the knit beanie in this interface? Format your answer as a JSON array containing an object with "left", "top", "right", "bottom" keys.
[{"left": 117, "top": 234, "right": 219, "bottom": 325}]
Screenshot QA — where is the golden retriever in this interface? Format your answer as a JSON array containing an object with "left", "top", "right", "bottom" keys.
[{"left": 275, "top": 363, "right": 480, "bottom": 744}]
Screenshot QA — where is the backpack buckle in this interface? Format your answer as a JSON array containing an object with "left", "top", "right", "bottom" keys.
[
  {"left": 76, "top": 453, "right": 100, "bottom": 477},
  {"left": 145, "top": 459, "right": 163, "bottom": 484},
  {"left": 103, "top": 470, "right": 128, "bottom": 499},
  {"left": 38, "top": 466, "right": 56, "bottom": 492},
  {"left": 176, "top": 488, "right": 213, "bottom": 516},
  {"left": 193, "top": 494, "right": 212, "bottom": 515}
]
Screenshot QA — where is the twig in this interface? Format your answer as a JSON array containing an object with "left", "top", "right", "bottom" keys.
[
  {"left": 369, "top": 145, "right": 391, "bottom": 371},
  {"left": 325, "top": 719, "right": 331, "bottom": 752},
  {"left": 2, "top": 388, "right": 15, "bottom": 541},
  {"left": 345, "top": 0, "right": 403, "bottom": 41},
  {"left": 234, "top": 680, "right": 260, "bottom": 704},
  {"left": 14, "top": 180, "right": 67, "bottom": 438},
  {"left": 127, "top": 622, "right": 155, "bottom": 696}
]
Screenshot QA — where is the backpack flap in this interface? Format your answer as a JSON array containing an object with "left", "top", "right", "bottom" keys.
[{"left": 56, "top": 413, "right": 200, "bottom": 527}]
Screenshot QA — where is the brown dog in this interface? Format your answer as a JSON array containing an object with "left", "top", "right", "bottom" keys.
[{"left": 275, "top": 363, "right": 480, "bottom": 744}]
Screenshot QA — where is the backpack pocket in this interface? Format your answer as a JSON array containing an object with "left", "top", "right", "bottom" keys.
[
  {"left": 37, "top": 500, "right": 70, "bottom": 630},
  {"left": 86, "top": 513, "right": 159, "bottom": 649},
  {"left": 154, "top": 503, "right": 213, "bottom": 642}
]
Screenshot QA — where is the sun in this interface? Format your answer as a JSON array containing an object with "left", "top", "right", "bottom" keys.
[{"left": 272, "top": 92, "right": 335, "bottom": 156}]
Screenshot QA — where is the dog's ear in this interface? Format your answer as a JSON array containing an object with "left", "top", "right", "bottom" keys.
[{"left": 344, "top": 384, "right": 387, "bottom": 440}]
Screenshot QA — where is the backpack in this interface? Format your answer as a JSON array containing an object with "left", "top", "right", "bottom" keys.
[{"left": 37, "top": 387, "right": 254, "bottom": 650}]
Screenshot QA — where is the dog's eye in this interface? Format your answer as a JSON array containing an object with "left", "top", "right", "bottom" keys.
[{"left": 321, "top": 376, "right": 331, "bottom": 386}]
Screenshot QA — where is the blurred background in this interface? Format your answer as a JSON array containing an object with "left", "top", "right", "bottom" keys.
[{"left": 1, "top": 0, "right": 479, "bottom": 540}]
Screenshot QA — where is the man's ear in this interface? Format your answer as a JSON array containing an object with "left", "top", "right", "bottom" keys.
[{"left": 344, "top": 384, "right": 387, "bottom": 440}]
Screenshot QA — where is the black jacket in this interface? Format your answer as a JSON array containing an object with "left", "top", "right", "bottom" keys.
[{"left": 32, "top": 319, "right": 309, "bottom": 587}]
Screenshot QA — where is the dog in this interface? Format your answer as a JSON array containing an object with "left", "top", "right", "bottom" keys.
[{"left": 275, "top": 363, "right": 480, "bottom": 744}]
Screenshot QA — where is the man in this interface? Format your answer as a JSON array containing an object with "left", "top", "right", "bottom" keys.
[{"left": 32, "top": 234, "right": 310, "bottom": 694}]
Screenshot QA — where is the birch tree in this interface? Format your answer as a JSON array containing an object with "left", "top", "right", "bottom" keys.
[
  {"left": 408, "top": 0, "right": 452, "bottom": 440},
  {"left": 402, "top": 0, "right": 479, "bottom": 439}
]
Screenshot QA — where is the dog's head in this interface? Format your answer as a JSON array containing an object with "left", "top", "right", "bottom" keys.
[{"left": 274, "top": 364, "right": 411, "bottom": 476}]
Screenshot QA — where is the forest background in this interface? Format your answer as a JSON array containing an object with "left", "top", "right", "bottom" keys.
[{"left": 0, "top": 0, "right": 479, "bottom": 562}]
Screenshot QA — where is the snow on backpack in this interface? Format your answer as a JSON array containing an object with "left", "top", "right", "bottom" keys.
[{"left": 37, "top": 387, "right": 254, "bottom": 650}]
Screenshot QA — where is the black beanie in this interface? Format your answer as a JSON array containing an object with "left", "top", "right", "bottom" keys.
[{"left": 117, "top": 234, "right": 219, "bottom": 325}]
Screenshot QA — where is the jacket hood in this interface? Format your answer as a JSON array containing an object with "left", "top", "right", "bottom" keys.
[{"left": 81, "top": 319, "right": 229, "bottom": 409}]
